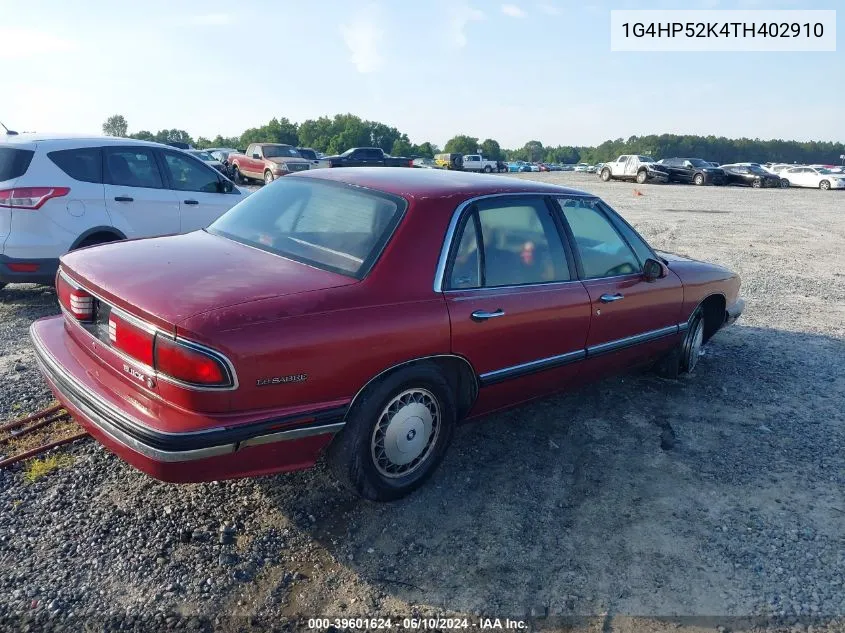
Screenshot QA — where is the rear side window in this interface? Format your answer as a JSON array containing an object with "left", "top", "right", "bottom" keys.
[
  {"left": 0, "top": 148, "right": 35, "bottom": 181},
  {"left": 104, "top": 148, "right": 163, "bottom": 189},
  {"left": 48, "top": 148, "right": 103, "bottom": 183},
  {"left": 208, "top": 178, "right": 405, "bottom": 278}
]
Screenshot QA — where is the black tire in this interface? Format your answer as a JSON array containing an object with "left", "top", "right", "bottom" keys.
[
  {"left": 264, "top": 170, "right": 274, "bottom": 185},
  {"left": 453, "top": 155, "right": 464, "bottom": 169},
  {"left": 693, "top": 173, "right": 705, "bottom": 186},
  {"left": 483, "top": 165, "right": 492, "bottom": 173},
  {"left": 780, "top": 179, "right": 790, "bottom": 188},
  {"left": 636, "top": 170, "right": 648, "bottom": 184},
  {"left": 681, "top": 310, "right": 705, "bottom": 373},
  {"left": 232, "top": 165, "right": 243, "bottom": 184},
  {"left": 600, "top": 168, "right": 611, "bottom": 182},
  {"left": 820, "top": 180, "right": 830, "bottom": 191},
  {"left": 74, "top": 234, "right": 121, "bottom": 250},
  {"left": 328, "top": 363, "right": 457, "bottom": 501},
  {"left": 751, "top": 179, "right": 762, "bottom": 188}
]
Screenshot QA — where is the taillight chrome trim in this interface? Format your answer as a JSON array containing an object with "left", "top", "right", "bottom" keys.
[{"left": 57, "top": 268, "right": 239, "bottom": 392}]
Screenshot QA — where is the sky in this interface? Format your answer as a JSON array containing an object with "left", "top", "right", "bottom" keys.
[{"left": 1, "top": 0, "right": 842, "bottom": 149}]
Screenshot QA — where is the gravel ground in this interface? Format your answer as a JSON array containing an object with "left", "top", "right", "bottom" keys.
[{"left": 0, "top": 172, "right": 843, "bottom": 632}]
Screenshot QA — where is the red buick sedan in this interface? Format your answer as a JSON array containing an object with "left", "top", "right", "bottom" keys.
[{"left": 31, "top": 168, "right": 743, "bottom": 501}]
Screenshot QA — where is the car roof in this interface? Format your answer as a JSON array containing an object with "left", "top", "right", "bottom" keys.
[
  {"left": 0, "top": 133, "right": 169, "bottom": 150},
  {"left": 294, "top": 166, "right": 593, "bottom": 201}
]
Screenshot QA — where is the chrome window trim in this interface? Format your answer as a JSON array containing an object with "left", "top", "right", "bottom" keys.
[
  {"left": 432, "top": 192, "right": 596, "bottom": 293},
  {"left": 58, "top": 269, "right": 239, "bottom": 391}
]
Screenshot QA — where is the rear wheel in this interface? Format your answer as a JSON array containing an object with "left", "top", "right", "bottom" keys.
[
  {"left": 820, "top": 180, "right": 831, "bottom": 190},
  {"left": 328, "top": 364, "right": 456, "bottom": 501},
  {"left": 483, "top": 165, "right": 492, "bottom": 173},
  {"left": 780, "top": 179, "right": 790, "bottom": 188},
  {"left": 636, "top": 170, "right": 648, "bottom": 184},
  {"left": 693, "top": 173, "right": 705, "bottom": 186},
  {"left": 74, "top": 233, "right": 121, "bottom": 250},
  {"left": 600, "top": 168, "right": 611, "bottom": 182}
]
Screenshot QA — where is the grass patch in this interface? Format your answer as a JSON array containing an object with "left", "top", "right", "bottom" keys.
[{"left": 24, "top": 454, "right": 74, "bottom": 483}]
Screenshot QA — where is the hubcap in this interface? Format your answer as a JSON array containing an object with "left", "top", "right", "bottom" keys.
[
  {"left": 371, "top": 388, "right": 440, "bottom": 479},
  {"left": 688, "top": 320, "right": 704, "bottom": 372}
]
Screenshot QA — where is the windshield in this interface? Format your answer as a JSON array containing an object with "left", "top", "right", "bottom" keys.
[
  {"left": 208, "top": 178, "right": 405, "bottom": 278},
  {"left": 816, "top": 168, "right": 834, "bottom": 174},
  {"left": 190, "top": 151, "right": 216, "bottom": 161},
  {"left": 747, "top": 165, "right": 769, "bottom": 174},
  {"left": 263, "top": 145, "right": 301, "bottom": 159}
]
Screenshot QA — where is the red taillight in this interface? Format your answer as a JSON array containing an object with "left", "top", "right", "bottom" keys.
[
  {"left": 56, "top": 273, "right": 94, "bottom": 321},
  {"left": 109, "top": 312, "right": 154, "bottom": 367},
  {"left": 0, "top": 187, "right": 70, "bottom": 210},
  {"left": 154, "top": 336, "right": 229, "bottom": 387},
  {"left": 7, "top": 262, "right": 39, "bottom": 273}
]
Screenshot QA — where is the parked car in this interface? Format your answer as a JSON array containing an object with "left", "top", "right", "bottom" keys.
[
  {"left": 507, "top": 161, "right": 530, "bottom": 173},
  {"left": 434, "top": 153, "right": 464, "bottom": 170},
  {"left": 296, "top": 147, "right": 324, "bottom": 170},
  {"left": 585, "top": 165, "right": 598, "bottom": 174},
  {"left": 573, "top": 163, "right": 590, "bottom": 173},
  {"left": 187, "top": 150, "right": 227, "bottom": 175},
  {"left": 0, "top": 134, "right": 246, "bottom": 288},
  {"left": 657, "top": 157, "right": 726, "bottom": 186},
  {"left": 412, "top": 157, "right": 439, "bottom": 169},
  {"left": 322, "top": 147, "right": 412, "bottom": 169},
  {"left": 599, "top": 155, "right": 670, "bottom": 184},
  {"left": 228, "top": 143, "right": 312, "bottom": 185},
  {"left": 779, "top": 166, "right": 845, "bottom": 190},
  {"left": 32, "top": 168, "right": 744, "bottom": 500},
  {"left": 462, "top": 155, "right": 498, "bottom": 173},
  {"left": 720, "top": 163, "right": 784, "bottom": 188},
  {"left": 496, "top": 160, "right": 509, "bottom": 173}
]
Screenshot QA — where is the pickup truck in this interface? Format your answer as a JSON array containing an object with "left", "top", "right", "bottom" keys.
[
  {"left": 598, "top": 155, "right": 670, "bottom": 184},
  {"left": 322, "top": 147, "right": 412, "bottom": 168},
  {"left": 462, "top": 154, "right": 498, "bottom": 173},
  {"left": 228, "top": 143, "right": 312, "bottom": 185}
]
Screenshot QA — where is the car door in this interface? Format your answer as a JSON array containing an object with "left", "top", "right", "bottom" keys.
[
  {"left": 246, "top": 144, "right": 263, "bottom": 178},
  {"left": 555, "top": 197, "right": 684, "bottom": 372},
  {"left": 102, "top": 146, "right": 180, "bottom": 239},
  {"left": 442, "top": 195, "right": 592, "bottom": 414},
  {"left": 623, "top": 156, "right": 639, "bottom": 177},
  {"left": 158, "top": 149, "right": 239, "bottom": 231}
]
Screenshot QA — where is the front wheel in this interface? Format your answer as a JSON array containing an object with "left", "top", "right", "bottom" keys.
[
  {"left": 780, "top": 179, "right": 790, "bottom": 188},
  {"left": 264, "top": 170, "right": 274, "bottom": 185},
  {"left": 682, "top": 311, "right": 705, "bottom": 373},
  {"left": 600, "top": 168, "right": 611, "bottom": 182},
  {"left": 693, "top": 173, "right": 705, "bottom": 186},
  {"left": 751, "top": 179, "right": 762, "bottom": 188},
  {"left": 636, "top": 170, "right": 648, "bottom": 184},
  {"left": 328, "top": 364, "right": 456, "bottom": 501},
  {"left": 820, "top": 180, "right": 831, "bottom": 190},
  {"left": 232, "top": 166, "right": 243, "bottom": 184}
]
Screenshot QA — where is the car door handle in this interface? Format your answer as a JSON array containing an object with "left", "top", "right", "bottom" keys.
[
  {"left": 114, "top": 196, "right": 133, "bottom": 202},
  {"left": 600, "top": 293, "right": 624, "bottom": 303},
  {"left": 183, "top": 200, "right": 199, "bottom": 205},
  {"left": 471, "top": 309, "right": 505, "bottom": 321}
]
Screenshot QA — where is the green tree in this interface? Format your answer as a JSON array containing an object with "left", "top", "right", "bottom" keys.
[
  {"left": 129, "top": 130, "right": 155, "bottom": 142},
  {"left": 478, "top": 139, "right": 502, "bottom": 160},
  {"left": 523, "top": 140, "right": 544, "bottom": 162},
  {"left": 102, "top": 114, "right": 128, "bottom": 137},
  {"left": 411, "top": 142, "right": 439, "bottom": 158},
  {"left": 444, "top": 135, "right": 480, "bottom": 156},
  {"left": 391, "top": 137, "right": 413, "bottom": 157}
]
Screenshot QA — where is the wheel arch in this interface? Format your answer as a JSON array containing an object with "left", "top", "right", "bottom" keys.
[
  {"left": 345, "top": 355, "right": 479, "bottom": 423},
  {"left": 69, "top": 226, "right": 127, "bottom": 251},
  {"left": 690, "top": 293, "right": 726, "bottom": 343}
]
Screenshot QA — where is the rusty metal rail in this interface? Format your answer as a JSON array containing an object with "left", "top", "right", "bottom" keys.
[{"left": 0, "top": 404, "right": 88, "bottom": 469}]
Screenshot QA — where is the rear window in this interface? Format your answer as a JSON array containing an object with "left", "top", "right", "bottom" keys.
[
  {"left": 208, "top": 178, "right": 406, "bottom": 278},
  {"left": 0, "top": 147, "right": 35, "bottom": 181},
  {"left": 48, "top": 148, "right": 103, "bottom": 183}
]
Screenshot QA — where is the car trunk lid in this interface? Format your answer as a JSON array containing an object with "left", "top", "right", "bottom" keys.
[{"left": 59, "top": 229, "right": 358, "bottom": 331}]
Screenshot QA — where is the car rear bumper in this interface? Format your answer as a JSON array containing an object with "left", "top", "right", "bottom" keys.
[
  {"left": 30, "top": 316, "right": 346, "bottom": 483},
  {"left": 725, "top": 298, "right": 745, "bottom": 326},
  {"left": 0, "top": 254, "right": 59, "bottom": 285}
]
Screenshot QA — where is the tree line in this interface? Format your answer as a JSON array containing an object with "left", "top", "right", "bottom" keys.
[{"left": 102, "top": 114, "right": 845, "bottom": 165}]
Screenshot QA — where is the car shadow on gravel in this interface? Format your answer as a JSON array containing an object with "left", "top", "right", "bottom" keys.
[{"left": 256, "top": 324, "right": 845, "bottom": 619}]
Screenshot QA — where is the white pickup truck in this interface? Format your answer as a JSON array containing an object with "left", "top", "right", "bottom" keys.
[
  {"left": 462, "top": 154, "right": 498, "bottom": 173},
  {"left": 599, "top": 155, "right": 671, "bottom": 184}
]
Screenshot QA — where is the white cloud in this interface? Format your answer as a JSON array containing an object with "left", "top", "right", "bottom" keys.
[
  {"left": 501, "top": 4, "right": 526, "bottom": 17},
  {"left": 189, "top": 13, "right": 233, "bottom": 26},
  {"left": 0, "top": 29, "right": 76, "bottom": 59},
  {"left": 448, "top": 5, "right": 486, "bottom": 47},
  {"left": 340, "top": 7, "right": 385, "bottom": 74},
  {"left": 538, "top": 3, "right": 561, "bottom": 15}
]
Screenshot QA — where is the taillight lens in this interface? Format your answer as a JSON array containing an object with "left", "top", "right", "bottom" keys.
[
  {"left": 154, "top": 336, "right": 229, "bottom": 387},
  {"left": 0, "top": 187, "right": 70, "bottom": 210},
  {"left": 109, "top": 312, "right": 154, "bottom": 367},
  {"left": 56, "top": 273, "right": 94, "bottom": 322}
]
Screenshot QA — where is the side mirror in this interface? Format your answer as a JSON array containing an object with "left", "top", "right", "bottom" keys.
[
  {"left": 643, "top": 258, "right": 664, "bottom": 282},
  {"left": 252, "top": 153, "right": 260, "bottom": 159}
]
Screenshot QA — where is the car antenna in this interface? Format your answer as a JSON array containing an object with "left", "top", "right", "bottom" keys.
[{"left": 0, "top": 121, "right": 19, "bottom": 135}]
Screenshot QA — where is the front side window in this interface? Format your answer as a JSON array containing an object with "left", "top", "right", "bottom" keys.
[
  {"left": 208, "top": 178, "right": 404, "bottom": 278},
  {"left": 447, "top": 197, "right": 570, "bottom": 289},
  {"left": 162, "top": 152, "right": 219, "bottom": 193},
  {"left": 104, "top": 148, "right": 163, "bottom": 189},
  {"left": 558, "top": 198, "right": 639, "bottom": 279}
]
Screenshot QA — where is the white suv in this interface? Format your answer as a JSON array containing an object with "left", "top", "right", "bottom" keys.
[{"left": 0, "top": 134, "right": 247, "bottom": 288}]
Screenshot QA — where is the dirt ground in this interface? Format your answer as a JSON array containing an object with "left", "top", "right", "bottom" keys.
[{"left": 0, "top": 172, "right": 843, "bottom": 632}]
